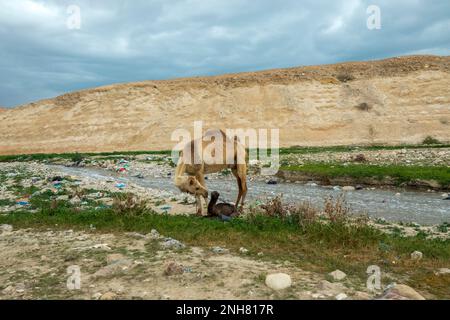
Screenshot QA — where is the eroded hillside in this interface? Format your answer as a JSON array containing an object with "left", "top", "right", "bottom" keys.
[{"left": 1, "top": 55, "right": 449, "bottom": 155}]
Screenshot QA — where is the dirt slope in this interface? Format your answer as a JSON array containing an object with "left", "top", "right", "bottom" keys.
[{"left": 1, "top": 55, "right": 449, "bottom": 155}]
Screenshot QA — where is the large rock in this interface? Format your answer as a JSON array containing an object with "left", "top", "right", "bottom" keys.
[
  {"left": 265, "top": 273, "right": 292, "bottom": 290},
  {"left": 378, "top": 284, "right": 425, "bottom": 300}
]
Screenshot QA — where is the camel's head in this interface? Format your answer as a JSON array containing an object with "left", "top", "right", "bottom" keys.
[{"left": 177, "top": 176, "right": 208, "bottom": 198}]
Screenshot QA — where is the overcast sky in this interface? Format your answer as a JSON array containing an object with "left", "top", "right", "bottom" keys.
[{"left": 0, "top": 0, "right": 449, "bottom": 107}]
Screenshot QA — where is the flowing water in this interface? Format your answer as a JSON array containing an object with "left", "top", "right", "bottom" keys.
[{"left": 56, "top": 166, "right": 449, "bottom": 225}]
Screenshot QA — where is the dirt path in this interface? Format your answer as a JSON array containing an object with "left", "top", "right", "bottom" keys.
[{"left": 0, "top": 226, "right": 371, "bottom": 300}]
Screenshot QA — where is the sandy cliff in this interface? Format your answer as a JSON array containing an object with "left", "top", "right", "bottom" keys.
[{"left": 1, "top": 55, "right": 449, "bottom": 155}]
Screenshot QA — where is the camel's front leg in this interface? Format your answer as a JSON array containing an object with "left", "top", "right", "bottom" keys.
[
  {"left": 196, "top": 173, "right": 208, "bottom": 214},
  {"left": 195, "top": 195, "right": 203, "bottom": 215}
]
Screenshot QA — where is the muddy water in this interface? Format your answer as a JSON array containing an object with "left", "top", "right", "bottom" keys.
[{"left": 56, "top": 166, "right": 449, "bottom": 225}]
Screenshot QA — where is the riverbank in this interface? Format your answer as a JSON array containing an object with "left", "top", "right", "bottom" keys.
[{"left": 0, "top": 147, "right": 449, "bottom": 299}]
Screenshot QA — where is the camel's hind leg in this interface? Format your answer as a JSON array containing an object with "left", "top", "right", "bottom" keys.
[
  {"left": 232, "top": 166, "right": 247, "bottom": 209},
  {"left": 239, "top": 175, "right": 247, "bottom": 207},
  {"left": 232, "top": 168, "right": 243, "bottom": 208}
]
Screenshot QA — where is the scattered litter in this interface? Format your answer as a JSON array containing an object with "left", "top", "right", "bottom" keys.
[
  {"left": 220, "top": 214, "right": 232, "bottom": 222},
  {"left": 115, "top": 183, "right": 126, "bottom": 189},
  {"left": 16, "top": 199, "right": 30, "bottom": 206},
  {"left": 211, "top": 246, "right": 229, "bottom": 254},
  {"left": 158, "top": 205, "right": 172, "bottom": 213},
  {"left": 160, "top": 238, "right": 185, "bottom": 250}
]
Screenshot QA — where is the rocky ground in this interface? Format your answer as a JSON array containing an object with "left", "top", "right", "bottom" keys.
[
  {"left": 0, "top": 224, "right": 434, "bottom": 300},
  {"left": 280, "top": 147, "right": 450, "bottom": 167}
]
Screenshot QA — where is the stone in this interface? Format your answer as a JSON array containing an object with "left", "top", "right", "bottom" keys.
[
  {"left": 92, "top": 292, "right": 102, "bottom": 300},
  {"left": 125, "top": 232, "right": 147, "bottom": 239},
  {"left": 352, "top": 291, "right": 372, "bottom": 300},
  {"left": 239, "top": 247, "right": 249, "bottom": 254},
  {"left": 355, "top": 185, "right": 364, "bottom": 190},
  {"left": 411, "top": 251, "right": 423, "bottom": 261},
  {"left": 265, "top": 273, "right": 292, "bottom": 290},
  {"left": 56, "top": 195, "right": 69, "bottom": 201},
  {"left": 164, "top": 262, "right": 184, "bottom": 276},
  {"left": 329, "top": 270, "right": 347, "bottom": 281},
  {"left": 211, "top": 246, "right": 229, "bottom": 254},
  {"left": 0, "top": 224, "right": 13, "bottom": 233},
  {"left": 335, "top": 293, "right": 348, "bottom": 300},
  {"left": 342, "top": 186, "right": 355, "bottom": 191},
  {"left": 378, "top": 284, "right": 425, "bottom": 300},
  {"left": 316, "top": 280, "right": 346, "bottom": 295},
  {"left": 100, "top": 292, "right": 117, "bottom": 300},
  {"left": 266, "top": 179, "right": 278, "bottom": 185},
  {"left": 2, "top": 285, "right": 14, "bottom": 295},
  {"left": 148, "top": 229, "right": 161, "bottom": 239},
  {"left": 69, "top": 196, "right": 81, "bottom": 205},
  {"left": 436, "top": 268, "right": 450, "bottom": 275}
]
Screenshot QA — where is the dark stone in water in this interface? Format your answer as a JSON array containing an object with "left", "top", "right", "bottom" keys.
[
  {"left": 355, "top": 185, "right": 364, "bottom": 190},
  {"left": 267, "top": 179, "right": 278, "bottom": 185}
]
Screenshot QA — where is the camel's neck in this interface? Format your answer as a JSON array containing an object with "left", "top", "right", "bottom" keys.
[
  {"left": 207, "top": 196, "right": 218, "bottom": 214},
  {"left": 174, "top": 157, "right": 186, "bottom": 186}
]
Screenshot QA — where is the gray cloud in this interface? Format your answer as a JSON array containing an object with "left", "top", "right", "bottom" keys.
[{"left": 0, "top": 0, "right": 449, "bottom": 107}]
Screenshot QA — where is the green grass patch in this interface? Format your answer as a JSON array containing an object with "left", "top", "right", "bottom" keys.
[
  {"left": 0, "top": 150, "right": 172, "bottom": 163},
  {"left": 280, "top": 163, "right": 450, "bottom": 187},
  {"left": 1, "top": 143, "right": 449, "bottom": 163},
  {"left": 277, "top": 143, "right": 450, "bottom": 155}
]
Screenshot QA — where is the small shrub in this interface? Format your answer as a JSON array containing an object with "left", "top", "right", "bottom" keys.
[
  {"left": 260, "top": 195, "right": 285, "bottom": 218},
  {"left": 112, "top": 193, "right": 152, "bottom": 216},
  {"left": 437, "top": 223, "right": 449, "bottom": 233},
  {"left": 323, "top": 194, "right": 351, "bottom": 223},
  {"left": 71, "top": 152, "right": 84, "bottom": 163},
  {"left": 422, "top": 136, "right": 441, "bottom": 145},
  {"left": 290, "top": 201, "right": 320, "bottom": 226},
  {"left": 355, "top": 102, "right": 371, "bottom": 111},
  {"left": 336, "top": 73, "right": 355, "bottom": 83},
  {"left": 353, "top": 153, "right": 367, "bottom": 162}
]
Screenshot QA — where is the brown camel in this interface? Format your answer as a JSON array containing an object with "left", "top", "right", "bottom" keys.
[{"left": 174, "top": 129, "right": 247, "bottom": 215}]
